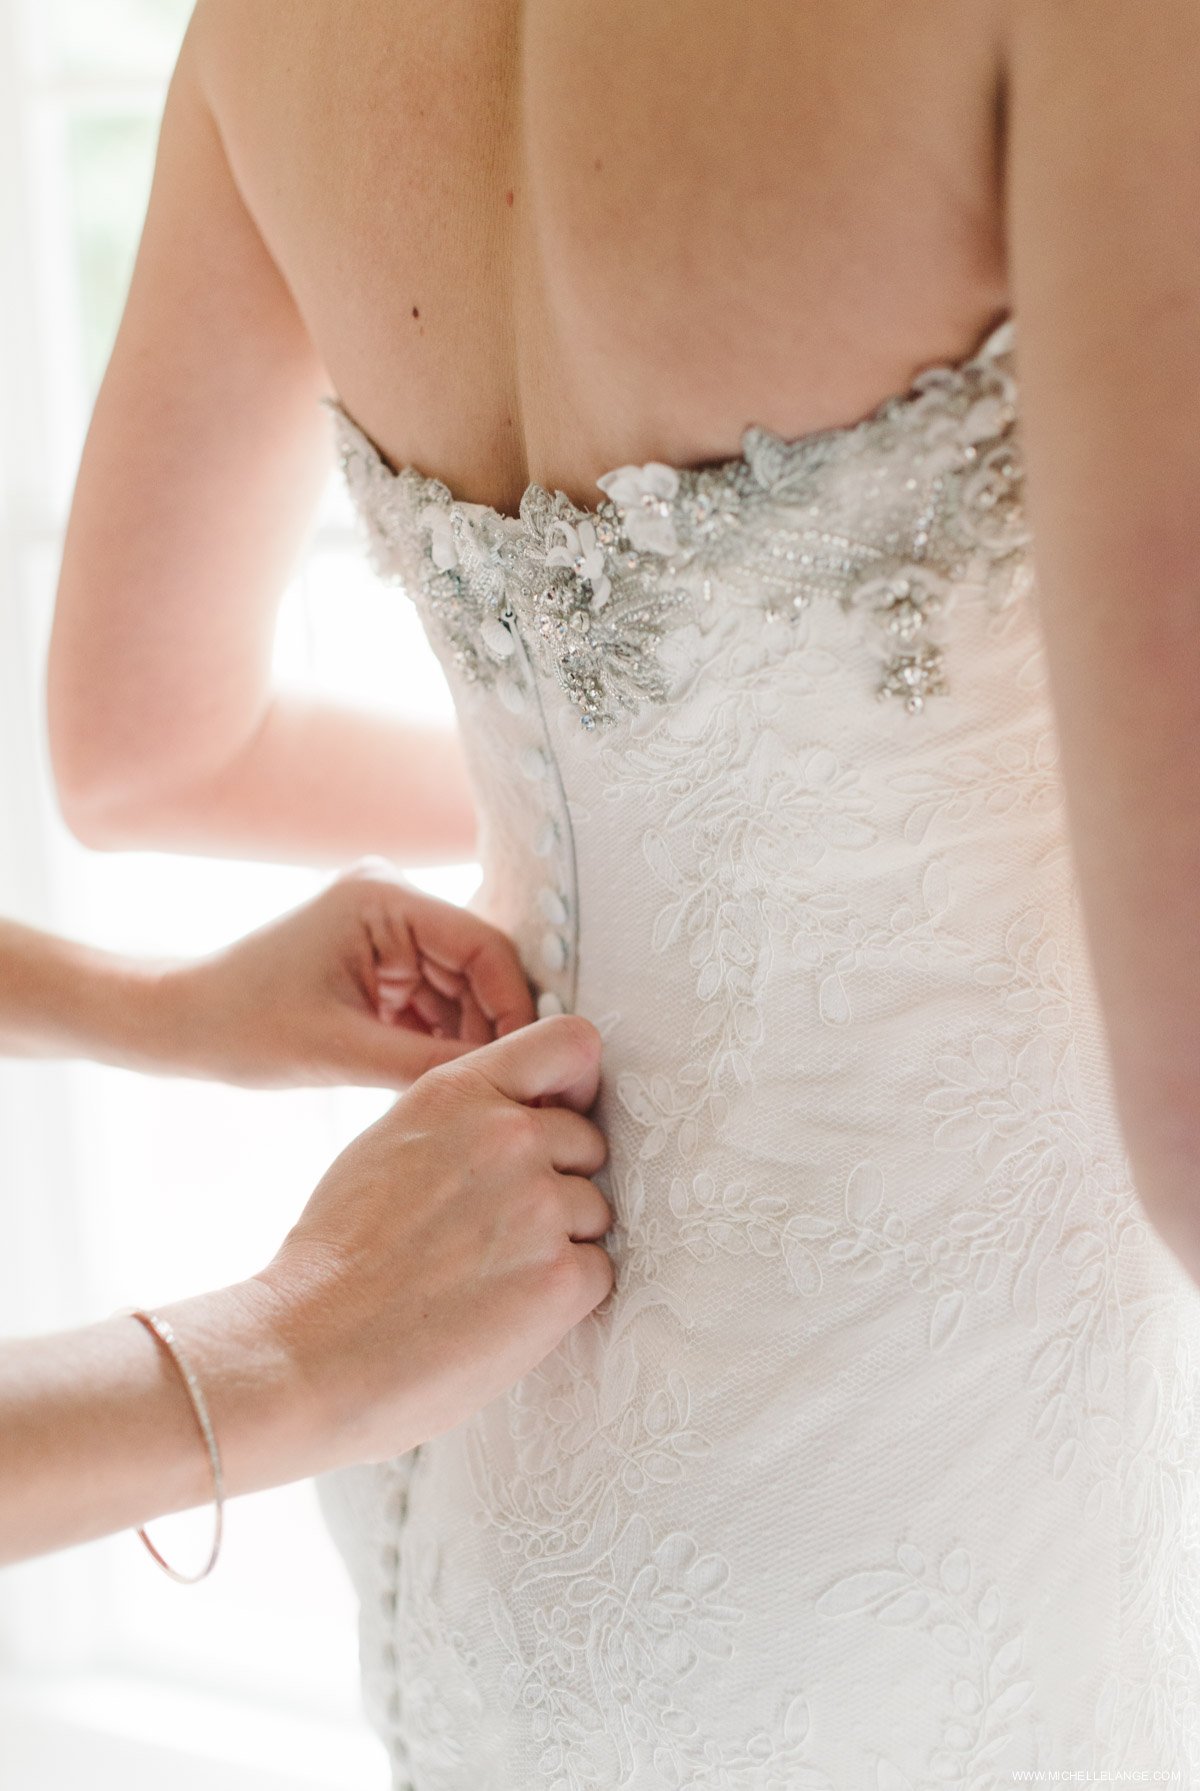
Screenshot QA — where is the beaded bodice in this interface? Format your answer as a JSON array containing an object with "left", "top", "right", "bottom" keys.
[{"left": 327, "top": 312, "right": 1027, "bottom": 731}]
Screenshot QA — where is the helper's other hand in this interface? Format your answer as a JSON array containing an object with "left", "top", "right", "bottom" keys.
[
  {"left": 249, "top": 1012, "right": 613, "bottom": 1470},
  {"left": 0, "top": 1015, "right": 610, "bottom": 1564},
  {"left": 163, "top": 859, "right": 537, "bottom": 1089}
]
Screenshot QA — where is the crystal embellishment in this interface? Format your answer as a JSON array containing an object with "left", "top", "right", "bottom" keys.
[{"left": 326, "top": 314, "right": 1029, "bottom": 728}]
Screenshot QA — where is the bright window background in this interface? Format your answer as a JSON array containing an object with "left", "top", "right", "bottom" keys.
[{"left": 0, "top": 3, "right": 476, "bottom": 1786}]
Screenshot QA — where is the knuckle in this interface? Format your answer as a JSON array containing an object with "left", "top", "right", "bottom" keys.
[
  {"left": 432, "top": 1056, "right": 489, "bottom": 1102},
  {"left": 574, "top": 1240, "right": 616, "bottom": 1305},
  {"left": 498, "top": 1100, "right": 542, "bottom": 1154},
  {"left": 544, "top": 1238, "right": 614, "bottom": 1308},
  {"left": 468, "top": 1097, "right": 541, "bottom": 1168},
  {"left": 525, "top": 1176, "right": 566, "bottom": 1234},
  {"left": 342, "top": 854, "right": 395, "bottom": 886},
  {"left": 330, "top": 863, "right": 373, "bottom": 902},
  {"left": 542, "top": 1240, "right": 586, "bottom": 1296},
  {"left": 582, "top": 1119, "right": 609, "bottom": 1168},
  {"left": 593, "top": 1186, "right": 616, "bottom": 1232},
  {"left": 407, "top": 1055, "right": 476, "bottom": 1121},
  {"left": 407, "top": 1055, "right": 456, "bottom": 1104}
]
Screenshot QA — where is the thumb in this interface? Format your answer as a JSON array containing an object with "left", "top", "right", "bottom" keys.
[{"left": 459, "top": 1014, "right": 602, "bottom": 1113}]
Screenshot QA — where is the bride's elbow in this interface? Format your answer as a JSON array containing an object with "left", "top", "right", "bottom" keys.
[
  {"left": 47, "top": 699, "right": 126, "bottom": 847},
  {"left": 50, "top": 744, "right": 172, "bottom": 852},
  {"left": 47, "top": 690, "right": 210, "bottom": 852}
]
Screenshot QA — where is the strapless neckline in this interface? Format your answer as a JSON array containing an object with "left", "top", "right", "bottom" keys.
[
  {"left": 323, "top": 309, "right": 1016, "bottom": 534},
  {"left": 326, "top": 307, "right": 1026, "bottom": 727}
]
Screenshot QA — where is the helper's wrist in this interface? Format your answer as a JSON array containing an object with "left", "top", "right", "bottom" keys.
[
  {"left": 132, "top": 955, "right": 257, "bottom": 1083},
  {"left": 0, "top": 920, "right": 180, "bottom": 1069},
  {"left": 38, "top": 943, "right": 187, "bottom": 1075},
  {"left": 244, "top": 1251, "right": 385, "bottom": 1474},
  {"left": 99, "top": 958, "right": 183, "bottom": 1069},
  {"left": 137, "top": 957, "right": 220, "bottom": 1077},
  {"left": 153, "top": 1275, "right": 348, "bottom": 1498}
]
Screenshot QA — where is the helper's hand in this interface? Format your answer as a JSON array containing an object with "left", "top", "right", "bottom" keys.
[
  {"left": 246, "top": 1014, "right": 613, "bottom": 1472},
  {"left": 0, "top": 1015, "right": 610, "bottom": 1565},
  {"left": 162, "top": 860, "right": 536, "bottom": 1089}
]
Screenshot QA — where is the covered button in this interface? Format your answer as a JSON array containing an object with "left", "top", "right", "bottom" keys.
[
  {"left": 518, "top": 746, "right": 548, "bottom": 781},
  {"left": 480, "top": 616, "right": 516, "bottom": 659},
  {"left": 538, "top": 888, "right": 568, "bottom": 926},
  {"left": 541, "top": 931, "right": 568, "bottom": 972}
]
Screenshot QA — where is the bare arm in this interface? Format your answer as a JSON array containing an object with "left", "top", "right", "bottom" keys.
[
  {"left": 47, "top": 18, "right": 476, "bottom": 867},
  {"left": 1003, "top": 0, "right": 1200, "bottom": 1276},
  {"left": 0, "top": 867, "right": 536, "bottom": 1087},
  {"left": 0, "top": 918, "right": 171, "bottom": 1066},
  {"left": 0, "top": 1286, "right": 308, "bottom": 1565}
]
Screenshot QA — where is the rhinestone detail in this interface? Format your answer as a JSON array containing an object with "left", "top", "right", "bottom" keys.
[{"left": 327, "top": 314, "right": 1028, "bottom": 726}]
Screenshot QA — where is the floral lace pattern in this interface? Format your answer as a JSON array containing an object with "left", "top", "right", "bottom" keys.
[
  {"left": 815, "top": 1542, "right": 1041, "bottom": 1783},
  {"left": 322, "top": 310, "right": 1200, "bottom": 1788}
]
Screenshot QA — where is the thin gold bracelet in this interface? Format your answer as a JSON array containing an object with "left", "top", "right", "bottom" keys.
[{"left": 129, "top": 1309, "right": 225, "bottom": 1584}]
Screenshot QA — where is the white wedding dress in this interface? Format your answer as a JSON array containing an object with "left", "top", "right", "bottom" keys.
[{"left": 317, "top": 314, "right": 1200, "bottom": 1789}]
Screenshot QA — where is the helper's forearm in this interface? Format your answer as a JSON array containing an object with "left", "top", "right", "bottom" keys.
[
  {"left": 0, "top": 1282, "right": 318, "bottom": 1566},
  {"left": 0, "top": 920, "right": 171, "bottom": 1066},
  {"left": 60, "top": 694, "right": 480, "bottom": 868}
]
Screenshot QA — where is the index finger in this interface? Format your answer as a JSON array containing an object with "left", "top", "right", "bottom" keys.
[{"left": 461, "top": 1014, "right": 601, "bottom": 1114}]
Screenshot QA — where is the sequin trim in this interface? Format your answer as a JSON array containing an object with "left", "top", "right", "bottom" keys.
[{"left": 326, "top": 314, "right": 1028, "bottom": 725}]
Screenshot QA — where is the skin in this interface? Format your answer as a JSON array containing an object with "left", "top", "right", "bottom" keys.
[
  {"left": 44, "top": 2, "right": 1200, "bottom": 1268},
  {"left": 0, "top": 861, "right": 539, "bottom": 1084},
  {"left": 0, "top": 884, "right": 613, "bottom": 1564}
]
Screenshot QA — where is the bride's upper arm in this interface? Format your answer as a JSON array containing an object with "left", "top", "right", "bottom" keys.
[
  {"left": 1003, "top": 0, "right": 1200, "bottom": 1192},
  {"left": 48, "top": 8, "right": 332, "bottom": 843}
]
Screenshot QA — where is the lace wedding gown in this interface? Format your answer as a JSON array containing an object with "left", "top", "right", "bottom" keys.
[{"left": 316, "top": 314, "right": 1200, "bottom": 1788}]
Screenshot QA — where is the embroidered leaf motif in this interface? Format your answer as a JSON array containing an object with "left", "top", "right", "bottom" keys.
[
  {"left": 816, "top": 1569, "right": 909, "bottom": 1617},
  {"left": 939, "top": 1548, "right": 973, "bottom": 1597}
]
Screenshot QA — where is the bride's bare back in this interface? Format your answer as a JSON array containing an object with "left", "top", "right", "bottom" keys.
[
  {"left": 198, "top": 0, "right": 1007, "bottom": 514},
  {"left": 48, "top": 0, "right": 1200, "bottom": 1227}
]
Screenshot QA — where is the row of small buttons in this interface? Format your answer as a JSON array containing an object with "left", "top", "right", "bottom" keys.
[{"left": 496, "top": 617, "right": 576, "bottom": 1017}]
